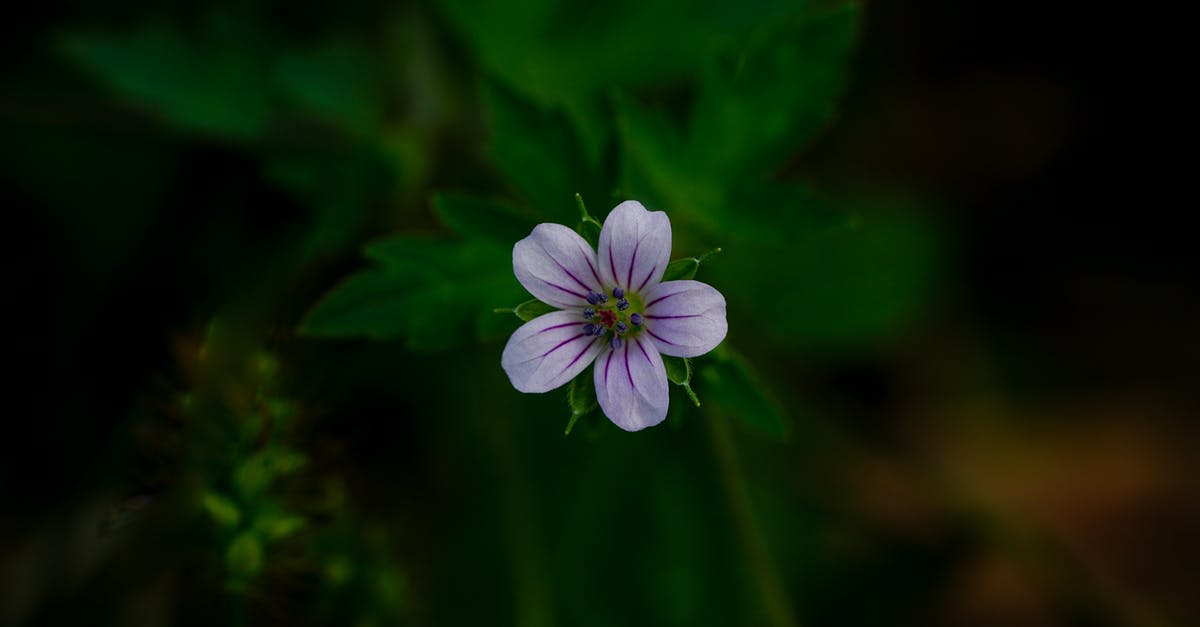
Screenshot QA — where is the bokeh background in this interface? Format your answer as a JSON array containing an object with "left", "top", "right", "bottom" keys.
[{"left": 3, "top": 1, "right": 1196, "bottom": 626}]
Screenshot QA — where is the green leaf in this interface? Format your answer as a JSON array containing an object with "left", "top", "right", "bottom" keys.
[
  {"left": 691, "top": 2, "right": 860, "bottom": 179},
  {"left": 255, "top": 511, "right": 306, "bottom": 541},
  {"left": 432, "top": 192, "right": 537, "bottom": 243},
  {"left": 226, "top": 530, "right": 265, "bottom": 579},
  {"left": 484, "top": 82, "right": 602, "bottom": 220},
  {"left": 301, "top": 237, "right": 522, "bottom": 350},
  {"left": 274, "top": 40, "right": 383, "bottom": 138},
  {"left": 511, "top": 299, "right": 557, "bottom": 322},
  {"left": 661, "top": 248, "right": 723, "bottom": 282},
  {"left": 58, "top": 15, "right": 270, "bottom": 140},
  {"left": 565, "top": 368, "right": 598, "bottom": 435},
  {"left": 202, "top": 491, "right": 241, "bottom": 528},
  {"left": 662, "top": 355, "right": 701, "bottom": 407},
  {"left": 699, "top": 352, "right": 785, "bottom": 437}
]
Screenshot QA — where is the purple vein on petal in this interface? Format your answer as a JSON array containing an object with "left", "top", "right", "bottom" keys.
[
  {"left": 634, "top": 337, "right": 652, "bottom": 366},
  {"left": 646, "top": 329, "right": 678, "bottom": 345},
  {"left": 645, "top": 314, "right": 701, "bottom": 320},
  {"left": 582, "top": 249, "right": 603, "bottom": 286},
  {"left": 624, "top": 342, "right": 636, "bottom": 391},
  {"left": 608, "top": 247, "right": 618, "bottom": 289},
  {"left": 538, "top": 321, "right": 582, "bottom": 334},
  {"left": 558, "top": 336, "right": 597, "bottom": 377},
  {"left": 626, "top": 240, "right": 639, "bottom": 288},
  {"left": 542, "top": 334, "right": 585, "bottom": 357},
  {"left": 552, "top": 257, "right": 592, "bottom": 292},
  {"left": 636, "top": 264, "right": 657, "bottom": 291},
  {"left": 546, "top": 281, "right": 586, "bottom": 299},
  {"left": 603, "top": 348, "right": 614, "bottom": 386},
  {"left": 645, "top": 291, "right": 682, "bottom": 308}
]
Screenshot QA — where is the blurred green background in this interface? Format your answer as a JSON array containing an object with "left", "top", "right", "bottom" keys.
[{"left": 3, "top": 0, "right": 1196, "bottom": 626}]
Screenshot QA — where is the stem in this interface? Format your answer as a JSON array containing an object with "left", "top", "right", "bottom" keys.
[{"left": 706, "top": 406, "right": 798, "bottom": 627}]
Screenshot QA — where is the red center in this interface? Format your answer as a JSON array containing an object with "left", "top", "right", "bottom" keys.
[{"left": 598, "top": 309, "right": 617, "bottom": 328}]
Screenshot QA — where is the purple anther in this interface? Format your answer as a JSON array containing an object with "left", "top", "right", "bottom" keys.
[
  {"left": 630, "top": 313, "right": 643, "bottom": 326},
  {"left": 610, "top": 336, "right": 623, "bottom": 350},
  {"left": 616, "top": 298, "right": 630, "bottom": 311},
  {"left": 612, "top": 287, "right": 625, "bottom": 299},
  {"left": 592, "top": 324, "right": 606, "bottom": 337},
  {"left": 614, "top": 321, "right": 628, "bottom": 333},
  {"left": 583, "top": 323, "right": 597, "bottom": 336},
  {"left": 598, "top": 292, "right": 609, "bottom": 303},
  {"left": 583, "top": 308, "right": 596, "bottom": 318},
  {"left": 586, "top": 291, "right": 601, "bottom": 305}
]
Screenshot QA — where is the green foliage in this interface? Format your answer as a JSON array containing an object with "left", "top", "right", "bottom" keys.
[
  {"left": 58, "top": 15, "right": 270, "bottom": 140},
  {"left": 699, "top": 350, "right": 786, "bottom": 437},
  {"left": 662, "top": 355, "right": 702, "bottom": 407},
  {"left": 564, "top": 367, "right": 598, "bottom": 434},
  {"left": 661, "top": 248, "right": 723, "bottom": 282},
  {"left": 433, "top": 191, "right": 538, "bottom": 243},
  {"left": 301, "top": 236, "right": 521, "bottom": 349}
]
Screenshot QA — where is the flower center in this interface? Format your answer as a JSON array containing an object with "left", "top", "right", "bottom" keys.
[{"left": 582, "top": 288, "right": 646, "bottom": 348}]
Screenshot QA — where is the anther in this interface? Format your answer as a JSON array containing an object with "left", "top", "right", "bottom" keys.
[
  {"left": 583, "top": 323, "right": 597, "bottom": 336},
  {"left": 583, "top": 308, "right": 596, "bottom": 318},
  {"left": 586, "top": 291, "right": 601, "bottom": 305},
  {"left": 616, "top": 298, "right": 630, "bottom": 311},
  {"left": 612, "top": 287, "right": 625, "bottom": 299},
  {"left": 614, "top": 321, "right": 628, "bottom": 333},
  {"left": 630, "top": 313, "right": 643, "bottom": 326},
  {"left": 598, "top": 292, "right": 609, "bottom": 303},
  {"left": 610, "top": 336, "right": 623, "bottom": 350},
  {"left": 592, "top": 324, "right": 606, "bottom": 337}
]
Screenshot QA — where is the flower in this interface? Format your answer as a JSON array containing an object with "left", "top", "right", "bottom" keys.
[{"left": 501, "top": 201, "right": 727, "bottom": 431}]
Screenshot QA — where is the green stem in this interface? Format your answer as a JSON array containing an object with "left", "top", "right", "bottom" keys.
[{"left": 706, "top": 406, "right": 798, "bottom": 627}]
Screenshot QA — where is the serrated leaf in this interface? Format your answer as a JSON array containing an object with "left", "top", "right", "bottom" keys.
[
  {"left": 700, "top": 352, "right": 784, "bottom": 437},
  {"left": 432, "top": 191, "right": 537, "bottom": 243},
  {"left": 302, "top": 237, "right": 522, "bottom": 349},
  {"left": 565, "top": 368, "right": 598, "bottom": 434}
]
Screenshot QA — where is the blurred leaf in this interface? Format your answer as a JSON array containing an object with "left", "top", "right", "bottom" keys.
[
  {"left": 565, "top": 368, "right": 597, "bottom": 434},
  {"left": 263, "top": 149, "right": 393, "bottom": 260},
  {"left": 275, "top": 40, "right": 383, "bottom": 137},
  {"left": 432, "top": 191, "right": 537, "bottom": 242},
  {"left": 202, "top": 491, "right": 242, "bottom": 528},
  {"left": 301, "top": 236, "right": 522, "bottom": 350},
  {"left": 700, "top": 351, "right": 785, "bottom": 437},
  {"left": 226, "top": 530, "right": 265, "bottom": 580},
  {"left": 58, "top": 15, "right": 270, "bottom": 140},
  {"left": 691, "top": 2, "right": 860, "bottom": 179},
  {"left": 255, "top": 511, "right": 306, "bottom": 541},
  {"left": 484, "top": 82, "right": 602, "bottom": 220}
]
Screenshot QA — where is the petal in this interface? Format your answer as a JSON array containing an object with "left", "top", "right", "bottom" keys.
[
  {"left": 593, "top": 336, "right": 669, "bottom": 431},
  {"left": 641, "top": 280, "right": 728, "bottom": 358},
  {"left": 502, "top": 310, "right": 604, "bottom": 393},
  {"left": 597, "top": 200, "right": 672, "bottom": 293},
  {"left": 513, "top": 224, "right": 605, "bottom": 308}
]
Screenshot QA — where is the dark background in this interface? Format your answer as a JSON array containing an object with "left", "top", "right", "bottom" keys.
[{"left": 3, "top": 1, "right": 1195, "bottom": 626}]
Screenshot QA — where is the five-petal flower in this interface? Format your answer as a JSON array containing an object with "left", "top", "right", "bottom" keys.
[{"left": 502, "top": 201, "right": 727, "bottom": 431}]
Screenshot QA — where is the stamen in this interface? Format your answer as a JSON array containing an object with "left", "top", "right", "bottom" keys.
[
  {"left": 592, "top": 325, "right": 606, "bottom": 337},
  {"left": 610, "top": 336, "right": 623, "bottom": 349},
  {"left": 598, "top": 292, "right": 609, "bottom": 303},
  {"left": 614, "top": 321, "right": 628, "bottom": 334},
  {"left": 612, "top": 287, "right": 625, "bottom": 299},
  {"left": 616, "top": 298, "right": 629, "bottom": 311},
  {"left": 630, "top": 313, "right": 643, "bottom": 326},
  {"left": 583, "top": 323, "right": 597, "bottom": 336},
  {"left": 583, "top": 308, "right": 596, "bottom": 318},
  {"left": 586, "top": 291, "right": 602, "bottom": 305}
]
